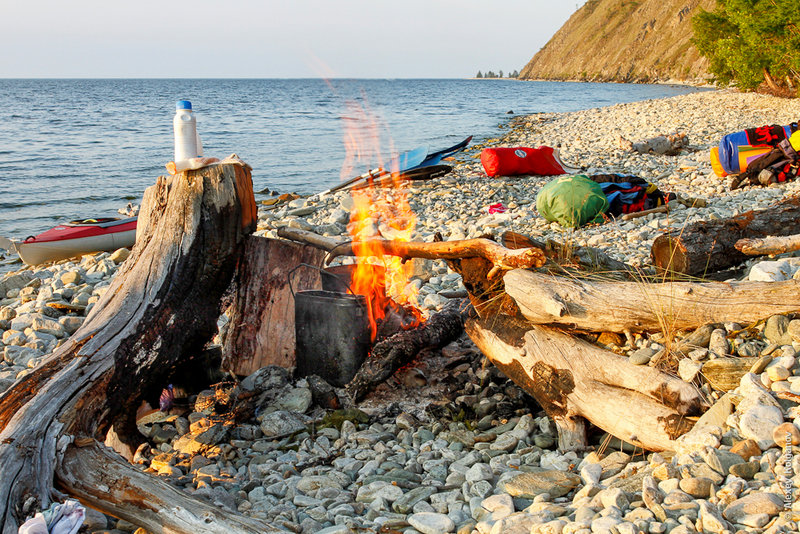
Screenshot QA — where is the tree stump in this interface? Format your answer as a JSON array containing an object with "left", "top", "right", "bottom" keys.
[
  {"left": 222, "top": 236, "right": 325, "bottom": 375},
  {"left": 0, "top": 160, "right": 281, "bottom": 533}
]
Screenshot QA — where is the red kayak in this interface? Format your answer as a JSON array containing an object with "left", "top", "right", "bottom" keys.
[{"left": 9, "top": 217, "right": 137, "bottom": 266}]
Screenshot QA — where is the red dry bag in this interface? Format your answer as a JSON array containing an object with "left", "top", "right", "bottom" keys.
[{"left": 480, "top": 146, "right": 571, "bottom": 177}]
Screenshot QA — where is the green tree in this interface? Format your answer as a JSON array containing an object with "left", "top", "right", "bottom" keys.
[
  {"left": 692, "top": 0, "right": 800, "bottom": 93},
  {"left": 499, "top": 69, "right": 504, "bottom": 78},
  {"left": 476, "top": 70, "right": 483, "bottom": 78}
]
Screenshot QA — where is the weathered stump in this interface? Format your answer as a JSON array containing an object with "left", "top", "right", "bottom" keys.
[
  {"left": 222, "top": 236, "right": 325, "bottom": 375},
  {"left": 0, "top": 160, "right": 281, "bottom": 533}
]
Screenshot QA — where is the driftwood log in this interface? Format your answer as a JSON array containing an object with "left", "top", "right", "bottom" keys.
[
  {"left": 503, "top": 268, "right": 800, "bottom": 333},
  {"left": 0, "top": 161, "right": 281, "bottom": 532},
  {"left": 466, "top": 315, "right": 704, "bottom": 451},
  {"left": 345, "top": 299, "right": 471, "bottom": 401},
  {"left": 651, "top": 196, "right": 800, "bottom": 275},
  {"left": 277, "top": 226, "right": 347, "bottom": 252},
  {"left": 736, "top": 233, "right": 800, "bottom": 256}
]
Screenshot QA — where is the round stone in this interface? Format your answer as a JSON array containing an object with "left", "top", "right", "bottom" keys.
[
  {"left": 766, "top": 365, "right": 791, "bottom": 382},
  {"left": 678, "top": 477, "right": 713, "bottom": 498},
  {"left": 772, "top": 422, "right": 800, "bottom": 447},
  {"left": 408, "top": 512, "right": 455, "bottom": 534}
]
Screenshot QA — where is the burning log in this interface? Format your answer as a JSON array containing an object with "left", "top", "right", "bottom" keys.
[
  {"left": 466, "top": 315, "right": 704, "bottom": 451},
  {"left": 651, "top": 196, "right": 800, "bottom": 275},
  {"left": 503, "top": 268, "right": 800, "bottom": 333},
  {"left": 345, "top": 299, "right": 471, "bottom": 402},
  {"left": 324, "top": 237, "right": 546, "bottom": 277},
  {"left": 0, "top": 161, "right": 281, "bottom": 533}
]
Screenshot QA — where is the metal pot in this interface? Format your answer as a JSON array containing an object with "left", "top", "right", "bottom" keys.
[{"left": 294, "top": 290, "right": 370, "bottom": 387}]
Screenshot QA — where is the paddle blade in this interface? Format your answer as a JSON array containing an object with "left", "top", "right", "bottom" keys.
[
  {"left": 414, "top": 136, "right": 473, "bottom": 169},
  {"left": 386, "top": 146, "right": 428, "bottom": 173},
  {"left": 0, "top": 236, "right": 15, "bottom": 251}
]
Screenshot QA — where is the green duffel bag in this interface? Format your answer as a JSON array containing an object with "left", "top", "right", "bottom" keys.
[{"left": 535, "top": 174, "right": 609, "bottom": 228}]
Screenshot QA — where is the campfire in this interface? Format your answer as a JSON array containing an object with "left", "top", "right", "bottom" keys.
[{"left": 339, "top": 101, "right": 424, "bottom": 343}]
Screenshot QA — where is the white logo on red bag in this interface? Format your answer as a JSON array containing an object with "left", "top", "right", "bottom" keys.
[{"left": 514, "top": 149, "right": 527, "bottom": 158}]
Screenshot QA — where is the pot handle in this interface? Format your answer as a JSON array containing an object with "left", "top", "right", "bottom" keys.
[{"left": 287, "top": 263, "right": 354, "bottom": 299}]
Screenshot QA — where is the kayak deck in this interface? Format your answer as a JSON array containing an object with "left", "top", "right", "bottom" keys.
[{"left": 16, "top": 217, "right": 137, "bottom": 265}]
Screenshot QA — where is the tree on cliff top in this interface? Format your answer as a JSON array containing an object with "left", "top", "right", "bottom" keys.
[{"left": 692, "top": 0, "right": 799, "bottom": 94}]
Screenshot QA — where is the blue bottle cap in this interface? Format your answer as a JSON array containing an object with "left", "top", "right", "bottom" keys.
[{"left": 176, "top": 100, "right": 192, "bottom": 110}]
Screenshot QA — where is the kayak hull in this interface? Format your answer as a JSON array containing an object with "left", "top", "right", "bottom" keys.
[{"left": 14, "top": 217, "right": 137, "bottom": 265}]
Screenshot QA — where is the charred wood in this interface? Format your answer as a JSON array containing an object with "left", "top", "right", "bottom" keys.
[{"left": 345, "top": 299, "right": 472, "bottom": 402}]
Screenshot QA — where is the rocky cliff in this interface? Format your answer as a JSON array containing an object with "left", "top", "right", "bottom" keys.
[{"left": 519, "top": 0, "right": 714, "bottom": 83}]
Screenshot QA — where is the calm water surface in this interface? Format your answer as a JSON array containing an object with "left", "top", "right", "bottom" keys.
[{"left": 0, "top": 79, "right": 701, "bottom": 242}]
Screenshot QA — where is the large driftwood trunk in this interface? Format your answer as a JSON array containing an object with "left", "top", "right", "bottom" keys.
[
  {"left": 503, "top": 268, "right": 800, "bottom": 333},
  {"left": 0, "top": 161, "right": 281, "bottom": 533},
  {"left": 651, "top": 196, "right": 800, "bottom": 275},
  {"left": 222, "top": 236, "right": 324, "bottom": 375},
  {"left": 466, "top": 315, "right": 704, "bottom": 451}
]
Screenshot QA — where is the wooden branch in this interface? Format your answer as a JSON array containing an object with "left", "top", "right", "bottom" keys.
[
  {"left": 621, "top": 204, "right": 669, "bottom": 220},
  {"left": 504, "top": 268, "right": 800, "bottom": 333},
  {"left": 648, "top": 323, "right": 717, "bottom": 367},
  {"left": 617, "top": 194, "right": 705, "bottom": 221},
  {"left": 651, "top": 196, "right": 800, "bottom": 275},
  {"left": 345, "top": 299, "right": 470, "bottom": 401},
  {"left": 278, "top": 229, "right": 546, "bottom": 279},
  {"left": 0, "top": 162, "right": 281, "bottom": 532},
  {"left": 326, "top": 238, "right": 546, "bottom": 277},
  {"left": 735, "top": 233, "right": 800, "bottom": 256},
  {"left": 277, "top": 226, "right": 348, "bottom": 252},
  {"left": 466, "top": 315, "right": 704, "bottom": 452},
  {"left": 501, "top": 231, "right": 634, "bottom": 276}
]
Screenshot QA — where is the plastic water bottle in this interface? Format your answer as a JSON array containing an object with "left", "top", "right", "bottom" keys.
[{"left": 173, "top": 100, "right": 200, "bottom": 161}]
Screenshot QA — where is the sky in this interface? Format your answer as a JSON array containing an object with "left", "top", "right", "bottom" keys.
[{"left": 1, "top": 0, "right": 580, "bottom": 78}]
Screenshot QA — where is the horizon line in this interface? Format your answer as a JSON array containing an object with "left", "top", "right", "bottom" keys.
[{"left": 0, "top": 76, "right": 526, "bottom": 81}]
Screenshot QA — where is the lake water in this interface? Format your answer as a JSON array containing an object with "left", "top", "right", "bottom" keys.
[{"left": 0, "top": 78, "right": 700, "bottom": 242}]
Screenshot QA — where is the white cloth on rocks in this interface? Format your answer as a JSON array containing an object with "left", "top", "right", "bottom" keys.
[{"left": 18, "top": 499, "right": 85, "bottom": 534}]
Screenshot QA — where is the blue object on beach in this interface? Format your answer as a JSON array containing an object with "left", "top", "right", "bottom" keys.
[
  {"left": 176, "top": 100, "right": 192, "bottom": 110},
  {"left": 386, "top": 145, "right": 428, "bottom": 173},
  {"left": 411, "top": 136, "right": 473, "bottom": 169},
  {"left": 717, "top": 124, "right": 795, "bottom": 175}
]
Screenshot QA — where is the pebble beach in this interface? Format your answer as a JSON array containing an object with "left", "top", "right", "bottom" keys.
[{"left": 3, "top": 89, "right": 800, "bottom": 533}]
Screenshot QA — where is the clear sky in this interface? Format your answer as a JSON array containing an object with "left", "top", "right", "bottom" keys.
[{"left": 1, "top": 0, "right": 580, "bottom": 78}]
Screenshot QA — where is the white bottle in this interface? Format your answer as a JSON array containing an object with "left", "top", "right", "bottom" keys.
[{"left": 173, "top": 100, "right": 200, "bottom": 161}]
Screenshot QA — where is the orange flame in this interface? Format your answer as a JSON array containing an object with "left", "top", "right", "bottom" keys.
[{"left": 339, "top": 99, "right": 424, "bottom": 341}]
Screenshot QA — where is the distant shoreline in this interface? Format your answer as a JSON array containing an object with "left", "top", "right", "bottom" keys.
[{"left": 466, "top": 76, "right": 714, "bottom": 88}]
